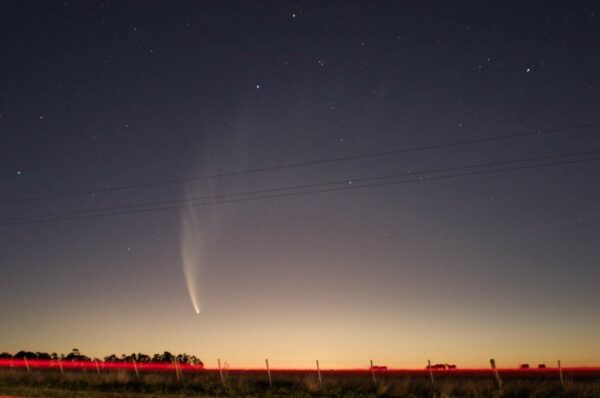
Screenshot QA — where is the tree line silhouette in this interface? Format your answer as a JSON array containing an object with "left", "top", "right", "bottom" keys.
[{"left": 0, "top": 349, "right": 203, "bottom": 366}]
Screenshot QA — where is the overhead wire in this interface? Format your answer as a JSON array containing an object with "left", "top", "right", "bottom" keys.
[
  {"left": 2, "top": 149, "right": 599, "bottom": 223},
  {"left": 2, "top": 151, "right": 599, "bottom": 226},
  {"left": 2, "top": 122, "right": 598, "bottom": 205}
]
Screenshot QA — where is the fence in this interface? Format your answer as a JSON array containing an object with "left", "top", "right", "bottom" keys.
[{"left": 1, "top": 357, "right": 599, "bottom": 389}]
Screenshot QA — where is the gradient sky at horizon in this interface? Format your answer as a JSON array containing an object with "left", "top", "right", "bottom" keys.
[{"left": 1, "top": 1, "right": 600, "bottom": 369}]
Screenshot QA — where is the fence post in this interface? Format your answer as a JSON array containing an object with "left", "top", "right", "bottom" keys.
[
  {"left": 132, "top": 358, "right": 139, "bottom": 379},
  {"left": 95, "top": 359, "right": 100, "bottom": 375},
  {"left": 558, "top": 360, "right": 564, "bottom": 387},
  {"left": 266, "top": 358, "right": 272, "bottom": 388},
  {"left": 173, "top": 358, "right": 180, "bottom": 382},
  {"left": 490, "top": 359, "right": 502, "bottom": 390},
  {"left": 58, "top": 358, "right": 64, "bottom": 375},
  {"left": 177, "top": 358, "right": 183, "bottom": 381},
  {"left": 370, "top": 360, "right": 376, "bottom": 385},
  {"left": 24, "top": 357, "right": 30, "bottom": 373},
  {"left": 316, "top": 360, "right": 322, "bottom": 387},
  {"left": 428, "top": 360, "right": 434, "bottom": 384},
  {"left": 217, "top": 359, "right": 225, "bottom": 387}
]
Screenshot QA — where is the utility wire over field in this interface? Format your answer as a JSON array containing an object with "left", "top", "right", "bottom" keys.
[
  {"left": 1, "top": 150, "right": 599, "bottom": 226},
  {"left": 1, "top": 122, "right": 598, "bottom": 205}
]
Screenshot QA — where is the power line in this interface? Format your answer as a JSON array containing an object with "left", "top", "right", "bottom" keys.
[
  {"left": 2, "top": 153, "right": 599, "bottom": 227},
  {"left": 3, "top": 149, "right": 600, "bottom": 223},
  {"left": 2, "top": 122, "right": 598, "bottom": 206}
]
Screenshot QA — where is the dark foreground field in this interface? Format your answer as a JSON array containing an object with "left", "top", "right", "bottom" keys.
[{"left": 1, "top": 368, "right": 600, "bottom": 398}]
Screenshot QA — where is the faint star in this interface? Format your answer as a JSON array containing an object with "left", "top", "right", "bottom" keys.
[
  {"left": 256, "top": 83, "right": 261, "bottom": 89},
  {"left": 17, "top": 170, "right": 22, "bottom": 175},
  {"left": 39, "top": 115, "right": 44, "bottom": 120},
  {"left": 526, "top": 67, "right": 532, "bottom": 73}
]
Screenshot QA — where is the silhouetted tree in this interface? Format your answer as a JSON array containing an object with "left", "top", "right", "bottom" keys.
[
  {"left": 189, "top": 355, "right": 204, "bottom": 366},
  {"left": 137, "top": 353, "right": 151, "bottom": 362},
  {"left": 176, "top": 353, "right": 189, "bottom": 364},
  {"left": 160, "top": 351, "right": 174, "bottom": 363},
  {"left": 14, "top": 351, "right": 35, "bottom": 359},
  {"left": 64, "top": 348, "right": 90, "bottom": 361},
  {"left": 36, "top": 352, "right": 51, "bottom": 360},
  {"left": 5, "top": 350, "right": 203, "bottom": 367}
]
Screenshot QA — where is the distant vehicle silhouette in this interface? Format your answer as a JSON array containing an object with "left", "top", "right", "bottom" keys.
[
  {"left": 538, "top": 364, "right": 546, "bottom": 369},
  {"left": 370, "top": 365, "right": 388, "bottom": 370},
  {"left": 427, "top": 363, "right": 457, "bottom": 370},
  {"left": 520, "top": 364, "right": 530, "bottom": 369},
  {"left": 427, "top": 364, "right": 448, "bottom": 370}
]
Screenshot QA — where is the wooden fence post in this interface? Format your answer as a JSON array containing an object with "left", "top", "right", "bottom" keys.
[
  {"left": 428, "top": 360, "right": 434, "bottom": 384},
  {"left": 173, "top": 358, "right": 180, "bottom": 382},
  {"left": 23, "top": 357, "right": 30, "bottom": 373},
  {"left": 316, "top": 360, "right": 322, "bottom": 387},
  {"left": 490, "top": 359, "right": 502, "bottom": 390},
  {"left": 217, "top": 359, "right": 225, "bottom": 387},
  {"left": 132, "top": 358, "right": 139, "bottom": 379},
  {"left": 95, "top": 359, "right": 100, "bottom": 375},
  {"left": 370, "top": 360, "right": 376, "bottom": 385},
  {"left": 266, "top": 358, "right": 272, "bottom": 388},
  {"left": 558, "top": 360, "right": 564, "bottom": 387},
  {"left": 58, "top": 358, "right": 64, "bottom": 375}
]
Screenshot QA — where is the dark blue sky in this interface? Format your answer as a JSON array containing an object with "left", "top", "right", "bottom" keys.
[{"left": 1, "top": 1, "right": 599, "bottom": 367}]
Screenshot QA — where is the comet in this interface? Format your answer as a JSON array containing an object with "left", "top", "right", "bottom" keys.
[{"left": 180, "top": 198, "right": 203, "bottom": 315}]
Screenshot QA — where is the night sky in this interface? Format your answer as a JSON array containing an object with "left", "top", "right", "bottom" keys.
[{"left": 1, "top": 1, "right": 600, "bottom": 369}]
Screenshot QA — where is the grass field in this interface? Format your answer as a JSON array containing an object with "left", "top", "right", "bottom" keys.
[{"left": 1, "top": 367, "right": 600, "bottom": 398}]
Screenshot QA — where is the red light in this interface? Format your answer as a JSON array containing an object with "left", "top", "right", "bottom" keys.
[{"left": 1, "top": 359, "right": 600, "bottom": 377}]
